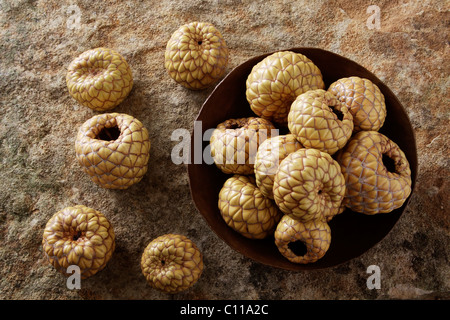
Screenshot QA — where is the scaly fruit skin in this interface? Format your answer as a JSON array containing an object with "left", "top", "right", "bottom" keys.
[
  {"left": 336, "top": 131, "right": 412, "bottom": 214},
  {"left": 328, "top": 76, "right": 386, "bottom": 132},
  {"left": 246, "top": 51, "right": 325, "bottom": 125},
  {"left": 75, "top": 113, "right": 151, "bottom": 189},
  {"left": 273, "top": 148, "right": 346, "bottom": 222},
  {"left": 274, "top": 215, "right": 331, "bottom": 264},
  {"left": 254, "top": 134, "right": 303, "bottom": 199},
  {"left": 210, "top": 117, "right": 277, "bottom": 175},
  {"left": 42, "top": 205, "right": 115, "bottom": 279},
  {"left": 218, "top": 175, "right": 282, "bottom": 239},
  {"left": 66, "top": 47, "right": 133, "bottom": 112},
  {"left": 141, "top": 234, "right": 204, "bottom": 294},
  {"left": 165, "top": 21, "right": 229, "bottom": 90},
  {"left": 288, "top": 89, "right": 354, "bottom": 155}
]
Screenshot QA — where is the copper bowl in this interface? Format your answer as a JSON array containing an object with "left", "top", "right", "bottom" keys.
[{"left": 187, "top": 48, "right": 417, "bottom": 270}]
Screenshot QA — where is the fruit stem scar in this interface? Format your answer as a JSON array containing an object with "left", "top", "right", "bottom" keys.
[
  {"left": 97, "top": 126, "right": 121, "bottom": 141},
  {"left": 382, "top": 154, "right": 397, "bottom": 173},
  {"left": 72, "top": 231, "right": 82, "bottom": 241}
]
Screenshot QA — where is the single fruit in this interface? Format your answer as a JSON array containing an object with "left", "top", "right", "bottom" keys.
[
  {"left": 336, "top": 131, "right": 412, "bottom": 214},
  {"left": 254, "top": 134, "right": 303, "bottom": 199},
  {"left": 218, "top": 175, "right": 282, "bottom": 239},
  {"left": 273, "top": 148, "right": 346, "bottom": 222},
  {"left": 75, "top": 113, "right": 151, "bottom": 189},
  {"left": 328, "top": 76, "right": 387, "bottom": 132},
  {"left": 246, "top": 51, "right": 325, "bottom": 125},
  {"left": 274, "top": 214, "right": 331, "bottom": 264},
  {"left": 210, "top": 117, "right": 277, "bottom": 175},
  {"left": 42, "top": 205, "right": 115, "bottom": 279},
  {"left": 288, "top": 89, "right": 354, "bottom": 155},
  {"left": 141, "top": 234, "right": 204, "bottom": 294},
  {"left": 165, "top": 21, "right": 229, "bottom": 90},
  {"left": 66, "top": 47, "right": 133, "bottom": 111}
]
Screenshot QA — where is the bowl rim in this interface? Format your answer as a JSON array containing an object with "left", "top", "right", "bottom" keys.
[{"left": 187, "top": 47, "right": 418, "bottom": 271}]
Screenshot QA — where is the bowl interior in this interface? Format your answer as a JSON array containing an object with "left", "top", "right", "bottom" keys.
[{"left": 187, "top": 48, "right": 417, "bottom": 270}]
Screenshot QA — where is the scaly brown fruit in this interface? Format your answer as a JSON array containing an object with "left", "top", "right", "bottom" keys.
[
  {"left": 288, "top": 89, "right": 354, "bottom": 155},
  {"left": 66, "top": 47, "right": 133, "bottom": 111},
  {"left": 273, "top": 148, "right": 346, "bottom": 222},
  {"left": 42, "top": 205, "right": 115, "bottom": 279},
  {"left": 75, "top": 113, "right": 151, "bottom": 189},
  {"left": 141, "top": 234, "right": 204, "bottom": 294},
  {"left": 274, "top": 214, "right": 331, "bottom": 264},
  {"left": 254, "top": 134, "right": 303, "bottom": 199},
  {"left": 210, "top": 117, "right": 277, "bottom": 175},
  {"left": 336, "top": 131, "right": 412, "bottom": 214},
  {"left": 328, "top": 76, "right": 387, "bottom": 132},
  {"left": 218, "top": 175, "right": 282, "bottom": 239},
  {"left": 165, "top": 21, "right": 229, "bottom": 90},
  {"left": 246, "top": 51, "right": 325, "bottom": 125}
]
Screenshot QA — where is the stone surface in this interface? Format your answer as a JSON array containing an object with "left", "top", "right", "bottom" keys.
[{"left": 0, "top": 0, "right": 448, "bottom": 300}]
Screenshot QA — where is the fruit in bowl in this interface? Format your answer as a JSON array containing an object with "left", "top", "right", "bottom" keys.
[{"left": 188, "top": 48, "right": 417, "bottom": 270}]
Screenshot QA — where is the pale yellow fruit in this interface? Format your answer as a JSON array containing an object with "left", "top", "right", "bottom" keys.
[
  {"left": 218, "top": 175, "right": 282, "bottom": 239},
  {"left": 336, "top": 131, "right": 412, "bottom": 214},
  {"left": 274, "top": 215, "right": 331, "bottom": 264},
  {"left": 328, "top": 76, "right": 387, "bottom": 132},
  {"left": 66, "top": 47, "right": 133, "bottom": 111},
  {"left": 254, "top": 134, "right": 303, "bottom": 199},
  {"left": 165, "top": 21, "right": 229, "bottom": 90},
  {"left": 141, "top": 234, "right": 203, "bottom": 294},
  {"left": 42, "top": 205, "right": 115, "bottom": 279},
  {"left": 246, "top": 51, "right": 325, "bottom": 125},
  {"left": 273, "top": 148, "right": 346, "bottom": 222},
  {"left": 288, "top": 89, "right": 353, "bottom": 155},
  {"left": 210, "top": 117, "right": 277, "bottom": 175},
  {"left": 75, "top": 113, "right": 151, "bottom": 189}
]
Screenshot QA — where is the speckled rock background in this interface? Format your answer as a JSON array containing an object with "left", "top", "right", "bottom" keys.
[{"left": 0, "top": 0, "right": 448, "bottom": 300}]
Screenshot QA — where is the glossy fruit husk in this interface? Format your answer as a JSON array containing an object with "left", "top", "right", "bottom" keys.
[
  {"left": 165, "top": 21, "right": 229, "bottom": 90},
  {"left": 75, "top": 113, "right": 151, "bottom": 189},
  {"left": 328, "top": 76, "right": 387, "bottom": 132},
  {"left": 273, "top": 148, "right": 346, "bottom": 222},
  {"left": 66, "top": 47, "right": 133, "bottom": 111},
  {"left": 336, "top": 130, "right": 412, "bottom": 214},
  {"left": 254, "top": 134, "right": 303, "bottom": 199},
  {"left": 141, "top": 234, "right": 204, "bottom": 294},
  {"left": 210, "top": 117, "right": 277, "bottom": 175},
  {"left": 288, "top": 89, "right": 354, "bottom": 155},
  {"left": 274, "top": 214, "right": 331, "bottom": 264},
  {"left": 218, "top": 175, "right": 282, "bottom": 239},
  {"left": 246, "top": 51, "right": 325, "bottom": 125},
  {"left": 42, "top": 205, "right": 115, "bottom": 279}
]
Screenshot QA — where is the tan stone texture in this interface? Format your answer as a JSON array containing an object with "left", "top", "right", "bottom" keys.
[{"left": 0, "top": 0, "right": 448, "bottom": 300}]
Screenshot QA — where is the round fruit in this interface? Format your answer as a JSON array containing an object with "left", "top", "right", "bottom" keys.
[
  {"left": 246, "top": 51, "right": 325, "bottom": 125},
  {"left": 218, "top": 175, "right": 282, "bottom": 239},
  {"left": 66, "top": 47, "right": 133, "bottom": 112},
  {"left": 75, "top": 113, "right": 151, "bottom": 190},
  {"left": 274, "top": 214, "right": 331, "bottom": 264},
  {"left": 288, "top": 89, "right": 354, "bottom": 155},
  {"left": 254, "top": 134, "right": 303, "bottom": 199},
  {"left": 42, "top": 205, "right": 115, "bottom": 279},
  {"left": 273, "top": 148, "right": 346, "bottom": 222},
  {"left": 141, "top": 234, "right": 204, "bottom": 294},
  {"left": 336, "top": 131, "right": 412, "bottom": 214},
  {"left": 165, "top": 21, "right": 229, "bottom": 90},
  {"left": 328, "top": 76, "right": 387, "bottom": 132},
  {"left": 210, "top": 117, "right": 277, "bottom": 175}
]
